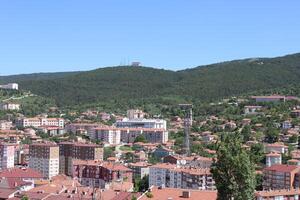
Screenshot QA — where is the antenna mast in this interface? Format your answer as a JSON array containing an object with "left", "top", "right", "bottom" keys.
[{"left": 179, "top": 104, "right": 193, "bottom": 156}]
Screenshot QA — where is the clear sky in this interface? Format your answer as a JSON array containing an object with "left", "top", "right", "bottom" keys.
[{"left": 1, "top": 1, "right": 300, "bottom": 75}]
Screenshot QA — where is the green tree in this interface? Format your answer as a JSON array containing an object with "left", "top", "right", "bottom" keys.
[
  {"left": 241, "top": 125, "right": 251, "bottom": 143},
  {"left": 211, "top": 133, "right": 256, "bottom": 200},
  {"left": 264, "top": 126, "right": 279, "bottom": 143},
  {"left": 134, "top": 135, "right": 147, "bottom": 143}
]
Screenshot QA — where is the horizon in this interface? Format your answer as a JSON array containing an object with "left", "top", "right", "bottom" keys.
[{"left": 1, "top": 1, "right": 300, "bottom": 75}]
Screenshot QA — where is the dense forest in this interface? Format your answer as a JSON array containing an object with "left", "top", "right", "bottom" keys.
[{"left": 1, "top": 53, "right": 300, "bottom": 109}]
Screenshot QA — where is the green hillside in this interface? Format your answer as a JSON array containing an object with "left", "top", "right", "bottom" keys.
[{"left": 1, "top": 53, "right": 300, "bottom": 108}]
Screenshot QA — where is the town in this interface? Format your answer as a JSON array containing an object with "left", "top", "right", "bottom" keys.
[{"left": 0, "top": 83, "right": 300, "bottom": 200}]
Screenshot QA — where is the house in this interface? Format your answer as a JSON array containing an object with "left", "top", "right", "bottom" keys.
[
  {"left": 0, "top": 102, "right": 20, "bottom": 111},
  {"left": 152, "top": 147, "right": 174, "bottom": 159},
  {"left": 265, "top": 152, "right": 281, "bottom": 167},
  {"left": 265, "top": 143, "right": 288, "bottom": 154},
  {"left": 251, "top": 95, "right": 286, "bottom": 102},
  {"left": 244, "top": 106, "right": 262, "bottom": 115}
]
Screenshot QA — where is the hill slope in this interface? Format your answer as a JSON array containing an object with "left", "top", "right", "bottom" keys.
[{"left": 1, "top": 53, "right": 300, "bottom": 107}]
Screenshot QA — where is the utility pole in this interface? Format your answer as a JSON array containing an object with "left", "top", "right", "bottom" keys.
[{"left": 179, "top": 104, "right": 193, "bottom": 156}]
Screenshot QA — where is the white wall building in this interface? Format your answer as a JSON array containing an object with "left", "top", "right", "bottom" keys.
[
  {"left": 0, "top": 83, "right": 19, "bottom": 90},
  {"left": 0, "top": 120, "right": 13, "bottom": 130},
  {"left": 16, "top": 117, "right": 64, "bottom": 128}
]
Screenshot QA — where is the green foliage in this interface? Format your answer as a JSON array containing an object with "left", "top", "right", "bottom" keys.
[
  {"left": 249, "top": 143, "right": 265, "bottom": 166},
  {"left": 134, "top": 135, "right": 147, "bottom": 143},
  {"left": 134, "top": 175, "right": 149, "bottom": 192},
  {"left": 2, "top": 53, "right": 300, "bottom": 108},
  {"left": 103, "top": 146, "right": 115, "bottom": 160},
  {"left": 241, "top": 125, "right": 251, "bottom": 143},
  {"left": 145, "top": 192, "right": 153, "bottom": 198},
  {"left": 211, "top": 133, "right": 256, "bottom": 200},
  {"left": 264, "top": 125, "right": 279, "bottom": 143}
]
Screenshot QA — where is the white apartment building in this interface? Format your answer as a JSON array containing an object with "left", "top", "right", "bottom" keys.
[
  {"left": 16, "top": 117, "right": 65, "bottom": 128},
  {"left": 89, "top": 126, "right": 168, "bottom": 144},
  {"left": 149, "top": 163, "right": 215, "bottom": 190},
  {"left": 0, "top": 102, "right": 20, "bottom": 111},
  {"left": 116, "top": 118, "right": 167, "bottom": 130},
  {"left": 0, "top": 143, "right": 15, "bottom": 169},
  {"left": 89, "top": 127, "right": 121, "bottom": 144},
  {"left": 0, "top": 83, "right": 19, "bottom": 90},
  {"left": 29, "top": 143, "right": 59, "bottom": 179}
]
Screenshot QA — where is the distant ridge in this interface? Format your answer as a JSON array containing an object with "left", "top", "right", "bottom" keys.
[{"left": 1, "top": 53, "right": 300, "bottom": 107}]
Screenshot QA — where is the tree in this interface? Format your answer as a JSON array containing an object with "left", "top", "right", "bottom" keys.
[
  {"left": 264, "top": 126, "right": 279, "bottom": 143},
  {"left": 249, "top": 143, "right": 264, "bottom": 165},
  {"left": 241, "top": 125, "right": 251, "bottom": 143},
  {"left": 134, "top": 175, "right": 149, "bottom": 192},
  {"left": 211, "top": 133, "right": 256, "bottom": 200},
  {"left": 134, "top": 135, "right": 147, "bottom": 143}
]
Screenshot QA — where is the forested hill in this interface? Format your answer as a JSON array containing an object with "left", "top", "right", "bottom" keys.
[{"left": 1, "top": 53, "right": 300, "bottom": 107}]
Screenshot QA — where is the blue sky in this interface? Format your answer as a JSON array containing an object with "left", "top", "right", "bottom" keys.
[{"left": 0, "top": 1, "right": 300, "bottom": 75}]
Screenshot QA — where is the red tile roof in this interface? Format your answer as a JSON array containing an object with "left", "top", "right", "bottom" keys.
[
  {"left": 264, "top": 164, "right": 299, "bottom": 173},
  {"left": 0, "top": 167, "right": 43, "bottom": 179}
]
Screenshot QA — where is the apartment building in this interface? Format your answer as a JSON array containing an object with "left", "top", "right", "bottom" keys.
[
  {"left": 0, "top": 83, "right": 18, "bottom": 90},
  {"left": 16, "top": 117, "right": 64, "bottom": 128},
  {"left": 116, "top": 118, "right": 167, "bottom": 130},
  {"left": 65, "top": 123, "right": 101, "bottom": 134},
  {"left": 263, "top": 164, "right": 300, "bottom": 190},
  {"left": 89, "top": 126, "right": 168, "bottom": 144},
  {"left": 29, "top": 143, "right": 59, "bottom": 179},
  {"left": 0, "top": 143, "right": 15, "bottom": 169},
  {"left": 59, "top": 142, "right": 103, "bottom": 176},
  {"left": 149, "top": 163, "right": 215, "bottom": 190},
  {"left": 0, "top": 102, "right": 20, "bottom": 111},
  {"left": 72, "top": 159, "right": 133, "bottom": 188}
]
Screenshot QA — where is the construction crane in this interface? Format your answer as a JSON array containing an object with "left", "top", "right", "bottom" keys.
[{"left": 179, "top": 104, "right": 193, "bottom": 156}]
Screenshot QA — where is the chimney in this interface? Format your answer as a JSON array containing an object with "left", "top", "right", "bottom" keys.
[{"left": 182, "top": 191, "right": 191, "bottom": 198}]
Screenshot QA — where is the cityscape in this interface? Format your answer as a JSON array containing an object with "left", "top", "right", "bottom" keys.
[{"left": 1, "top": 1, "right": 300, "bottom": 200}]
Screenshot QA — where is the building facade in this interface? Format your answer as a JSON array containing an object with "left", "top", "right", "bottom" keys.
[
  {"left": 16, "top": 117, "right": 64, "bottom": 128},
  {"left": 59, "top": 142, "right": 103, "bottom": 176},
  {"left": 0, "top": 143, "right": 15, "bottom": 169},
  {"left": 149, "top": 163, "right": 215, "bottom": 190},
  {"left": 29, "top": 143, "right": 59, "bottom": 179}
]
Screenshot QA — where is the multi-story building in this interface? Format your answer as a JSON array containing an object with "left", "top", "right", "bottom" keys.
[
  {"left": 149, "top": 163, "right": 215, "bottom": 190},
  {"left": 65, "top": 123, "right": 101, "bottom": 134},
  {"left": 0, "top": 102, "right": 20, "bottom": 111},
  {"left": 72, "top": 159, "right": 133, "bottom": 188},
  {"left": 16, "top": 117, "right": 64, "bottom": 128},
  {"left": 0, "top": 143, "right": 15, "bottom": 169},
  {"left": 0, "top": 83, "right": 18, "bottom": 90},
  {"left": 29, "top": 143, "right": 59, "bottom": 179},
  {"left": 59, "top": 142, "right": 103, "bottom": 176},
  {"left": 116, "top": 118, "right": 167, "bottom": 130},
  {"left": 244, "top": 105, "right": 262, "bottom": 115},
  {"left": 90, "top": 126, "right": 168, "bottom": 144},
  {"left": 266, "top": 152, "right": 282, "bottom": 167},
  {"left": 263, "top": 164, "right": 300, "bottom": 190}
]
